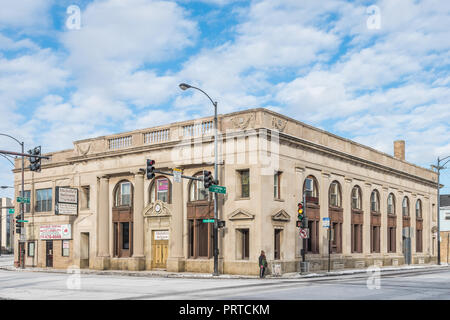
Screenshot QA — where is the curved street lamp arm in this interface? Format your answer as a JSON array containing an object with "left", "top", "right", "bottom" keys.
[
  {"left": 188, "top": 85, "right": 217, "bottom": 107},
  {"left": 441, "top": 158, "right": 450, "bottom": 169},
  {"left": 0, "top": 133, "right": 23, "bottom": 147}
]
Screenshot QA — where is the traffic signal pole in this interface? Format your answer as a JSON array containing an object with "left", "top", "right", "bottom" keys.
[{"left": 0, "top": 148, "right": 49, "bottom": 268}]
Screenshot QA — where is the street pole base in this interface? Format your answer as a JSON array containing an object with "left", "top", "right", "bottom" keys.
[{"left": 300, "top": 261, "right": 310, "bottom": 274}]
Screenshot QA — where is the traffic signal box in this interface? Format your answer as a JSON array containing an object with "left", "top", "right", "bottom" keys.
[
  {"left": 29, "top": 146, "right": 41, "bottom": 172},
  {"left": 203, "top": 170, "right": 214, "bottom": 188},
  {"left": 146, "top": 159, "right": 155, "bottom": 179},
  {"left": 15, "top": 215, "right": 21, "bottom": 234}
]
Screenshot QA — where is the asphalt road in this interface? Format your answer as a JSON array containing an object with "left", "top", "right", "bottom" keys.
[{"left": 1, "top": 255, "right": 449, "bottom": 300}]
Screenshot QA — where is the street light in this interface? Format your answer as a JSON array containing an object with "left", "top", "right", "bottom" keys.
[
  {"left": 432, "top": 155, "right": 450, "bottom": 265},
  {"left": 179, "top": 82, "right": 220, "bottom": 276},
  {"left": 0, "top": 133, "right": 25, "bottom": 268},
  {"left": 0, "top": 186, "right": 14, "bottom": 189}
]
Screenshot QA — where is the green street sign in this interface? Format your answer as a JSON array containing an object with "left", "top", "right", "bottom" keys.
[
  {"left": 16, "top": 197, "right": 30, "bottom": 204},
  {"left": 208, "top": 185, "right": 226, "bottom": 194},
  {"left": 17, "top": 220, "right": 28, "bottom": 223},
  {"left": 8, "top": 208, "right": 14, "bottom": 214},
  {"left": 202, "top": 219, "right": 215, "bottom": 223}
]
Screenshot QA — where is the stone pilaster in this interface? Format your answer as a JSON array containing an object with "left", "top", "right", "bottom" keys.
[
  {"left": 130, "top": 171, "right": 145, "bottom": 270},
  {"left": 96, "top": 176, "right": 110, "bottom": 270},
  {"left": 167, "top": 175, "right": 184, "bottom": 272}
]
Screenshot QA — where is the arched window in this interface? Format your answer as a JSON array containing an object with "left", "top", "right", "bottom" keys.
[
  {"left": 351, "top": 185, "right": 362, "bottom": 210},
  {"left": 402, "top": 197, "right": 410, "bottom": 217},
  {"left": 114, "top": 180, "right": 133, "bottom": 207},
  {"left": 303, "top": 175, "right": 320, "bottom": 254},
  {"left": 329, "top": 181, "right": 342, "bottom": 207},
  {"left": 351, "top": 185, "right": 363, "bottom": 253},
  {"left": 387, "top": 193, "right": 396, "bottom": 215},
  {"left": 370, "top": 190, "right": 380, "bottom": 213},
  {"left": 416, "top": 199, "right": 422, "bottom": 218},
  {"left": 189, "top": 172, "right": 211, "bottom": 202},
  {"left": 303, "top": 175, "right": 319, "bottom": 204},
  {"left": 149, "top": 176, "right": 172, "bottom": 204},
  {"left": 112, "top": 180, "right": 133, "bottom": 258}
]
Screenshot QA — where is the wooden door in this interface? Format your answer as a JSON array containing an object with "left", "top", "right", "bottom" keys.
[{"left": 152, "top": 231, "right": 168, "bottom": 269}]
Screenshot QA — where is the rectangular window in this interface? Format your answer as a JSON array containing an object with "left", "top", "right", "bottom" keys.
[
  {"left": 157, "top": 179, "right": 169, "bottom": 202},
  {"left": 351, "top": 224, "right": 362, "bottom": 253},
  {"left": 122, "top": 222, "right": 129, "bottom": 250},
  {"left": 237, "top": 229, "right": 250, "bottom": 260},
  {"left": 62, "top": 240, "right": 70, "bottom": 257},
  {"left": 198, "top": 221, "right": 209, "bottom": 257},
  {"left": 239, "top": 170, "right": 250, "bottom": 198},
  {"left": 188, "top": 220, "right": 194, "bottom": 257},
  {"left": 388, "top": 227, "right": 396, "bottom": 253},
  {"left": 27, "top": 241, "right": 35, "bottom": 257},
  {"left": 20, "top": 190, "right": 31, "bottom": 213},
  {"left": 121, "top": 183, "right": 131, "bottom": 206},
  {"left": 274, "top": 172, "right": 281, "bottom": 199},
  {"left": 274, "top": 229, "right": 282, "bottom": 260},
  {"left": 416, "top": 229, "right": 423, "bottom": 253},
  {"left": 35, "top": 188, "right": 52, "bottom": 212},
  {"left": 306, "top": 220, "right": 319, "bottom": 254},
  {"left": 371, "top": 226, "right": 380, "bottom": 253}
]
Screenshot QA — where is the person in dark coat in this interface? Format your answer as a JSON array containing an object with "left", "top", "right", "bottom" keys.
[{"left": 258, "top": 250, "right": 267, "bottom": 278}]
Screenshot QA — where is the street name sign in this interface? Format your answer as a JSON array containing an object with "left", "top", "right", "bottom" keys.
[
  {"left": 16, "top": 197, "right": 30, "bottom": 204},
  {"left": 202, "top": 219, "right": 215, "bottom": 223},
  {"left": 8, "top": 208, "right": 14, "bottom": 214},
  {"left": 208, "top": 185, "right": 226, "bottom": 194}
]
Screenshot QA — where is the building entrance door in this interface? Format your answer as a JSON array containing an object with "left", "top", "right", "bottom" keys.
[
  {"left": 152, "top": 230, "right": 168, "bottom": 269},
  {"left": 46, "top": 240, "right": 53, "bottom": 267},
  {"left": 80, "top": 233, "right": 89, "bottom": 269}
]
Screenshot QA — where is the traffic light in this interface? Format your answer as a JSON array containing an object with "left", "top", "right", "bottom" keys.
[
  {"left": 146, "top": 159, "right": 155, "bottom": 179},
  {"left": 297, "top": 202, "right": 304, "bottom": 221},
  {"left": 29, "top": 146, "right": 41, "bottom": 172},
  {"left": 15, "top": 215, "right": 21, "bottom": 234},
  {"left": 203, "top": 170, "right": 214, "bottom": 188}
]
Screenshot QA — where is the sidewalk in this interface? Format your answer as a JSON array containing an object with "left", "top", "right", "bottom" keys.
[{"left": 0, "top": 256, "right": 448, "bottom": 280}]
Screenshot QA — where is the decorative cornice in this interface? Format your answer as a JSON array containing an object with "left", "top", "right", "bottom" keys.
[
  {"left": 228, "top": 208, "right": 254, "bottom": 221},
  {"left": 143, "top": 200, "right": 171, "bottom": 218},
  {"left": 271, "top": 209, "right": 291, "bottom": 222}
]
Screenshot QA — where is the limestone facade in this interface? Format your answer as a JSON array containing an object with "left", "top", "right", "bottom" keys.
[{"left": 13, "top": 108, "right": 438, "bottom": 274}]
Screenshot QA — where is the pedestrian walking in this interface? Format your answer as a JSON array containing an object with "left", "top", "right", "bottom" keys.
[{"left": 258, "top": 250, "right": 267, "bottom": 278}]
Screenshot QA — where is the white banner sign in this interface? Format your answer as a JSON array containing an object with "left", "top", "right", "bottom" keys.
[
  {"left": 55, "top": 187, "right": 78, "bottom": 215},
  {"left": 154, "top": 230, "right": 169, "bottom": 240},
  {"left": 40, "top": 224, "right": 72, "bottom": 240}
]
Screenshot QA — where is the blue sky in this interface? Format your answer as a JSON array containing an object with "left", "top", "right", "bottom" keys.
[{"left": 0, "top": 0, "right": 449, "bottom": 199}]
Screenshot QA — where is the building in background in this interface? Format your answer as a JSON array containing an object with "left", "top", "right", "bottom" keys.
[
  {"left": 13, "top": 108, "right": 438, "bottom": 274},
  {"left": 1, "top": 197, "right": 14, "bottom": 254},
  {"left": 440, "top": 194, "right": 450, "bottom": 264}
]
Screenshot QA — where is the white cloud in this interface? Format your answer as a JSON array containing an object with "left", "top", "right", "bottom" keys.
[{"left": 0, "top": 0, "right": 53, "bottom": 30}]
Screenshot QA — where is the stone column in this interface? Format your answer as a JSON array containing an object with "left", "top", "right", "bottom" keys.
[
  {"left": 167, "top": 175, "right": 184, "bottom": 272},
  {"left": 130, "top": 172, "right": 145, "bottom": 270},
  {"left": 320, "top": 172, "right": 330, "bottom": 267},
  {"left": 342, "top": 179, "right": 352, "bottom": 256},
  {"left": 363, "top": 183, "right": 371, "bottom": 257},
  {"left": 96, "top": 176, "right": 110, "bottom": 269}
]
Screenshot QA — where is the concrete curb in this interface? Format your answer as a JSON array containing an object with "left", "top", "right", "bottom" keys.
[{"left": 0, "top": 262, "right": 448, "bottom": 280}]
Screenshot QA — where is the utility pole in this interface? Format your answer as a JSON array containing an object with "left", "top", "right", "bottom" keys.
[{"left": 433, "top": 155, "right": 450, "bottom": 265}]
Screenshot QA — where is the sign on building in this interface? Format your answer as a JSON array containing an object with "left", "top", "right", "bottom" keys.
[
  {"left": 173, "top": 168, "right": 182, "bottom": 183},
  {"left": 322, "top": 217, "right": 330, "bottom": 228},
  {"left": 40, "top": 224, "right": 72, "bottom": 240},
  {"left": 154, "top": 230, "right": 169, "bottom": 240},
  {"left": 55, "top": 187, "right": 78, "bottom": 215}
]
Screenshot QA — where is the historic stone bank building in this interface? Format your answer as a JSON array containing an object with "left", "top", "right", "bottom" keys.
[{"left": 13, "top": 108, "right": 439, "bottom": 275}]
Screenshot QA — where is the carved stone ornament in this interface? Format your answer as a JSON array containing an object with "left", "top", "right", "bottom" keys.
[
  {"left": 228, "top": 208, "right": 255, "bottom": 221},
  {"left": 271, "top": 209, "right": 291, "bottom": 222},
  {"left": 76, "top": 142, "right": 91, "bottom": 156},
  {"left": 272, "top": 117, "right": 287, "bottom": 132},
  {"left": 231, "top": 114, "right": 255, "bottom": 130},
  {"left": 143, "top": 200, "right": 171, "bottom": 217}
]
